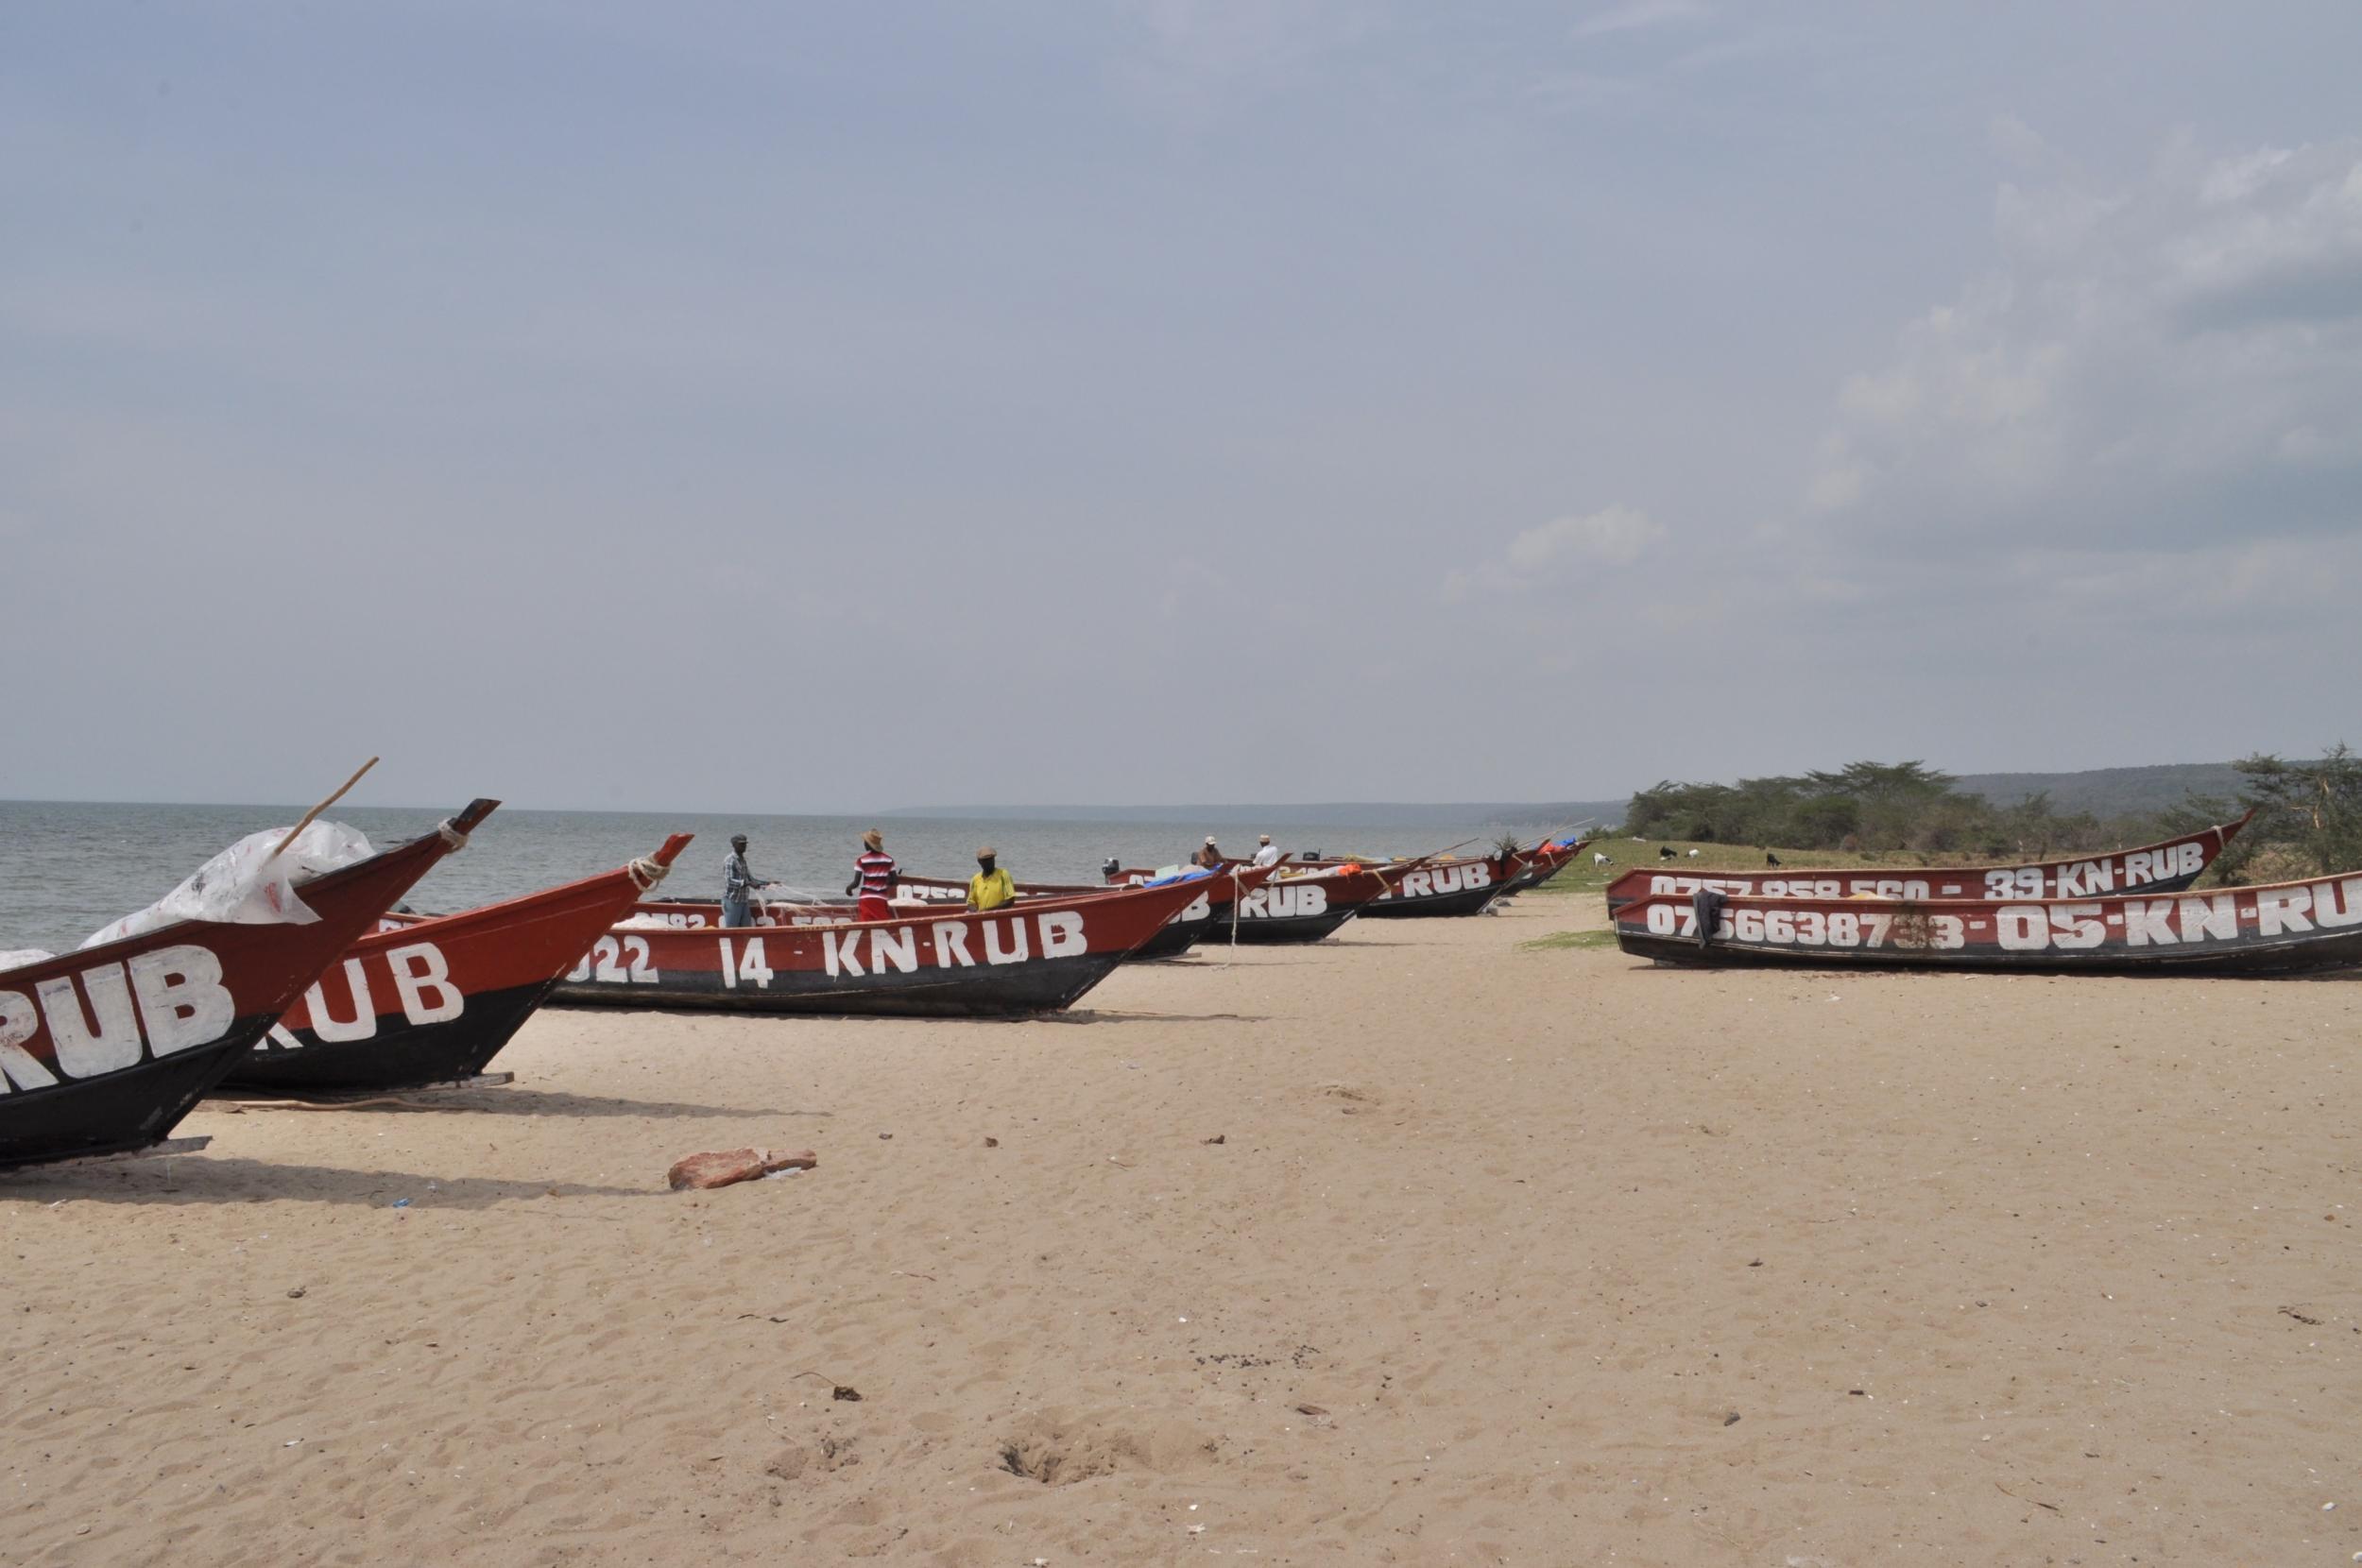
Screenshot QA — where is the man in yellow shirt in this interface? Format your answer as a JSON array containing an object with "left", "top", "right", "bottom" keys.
[{"left": 967, "top": 846, "right": 1018, "bottom": 912}]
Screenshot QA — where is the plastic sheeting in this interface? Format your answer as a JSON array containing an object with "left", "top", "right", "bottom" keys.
[{"left": 79, "top": 820, "right": 376, "bottom": 950}]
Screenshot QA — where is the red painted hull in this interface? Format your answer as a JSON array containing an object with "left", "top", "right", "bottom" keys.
[
  {"left": 1499, "top": 838, "right": 1592, "bottom": 895},
  {"left": 0, "top": 800, "right": 496, "bottom": 1167},
  {"left": 220, "top": 834, "right": 693, "bottom": 1092},
  {"left": 1614, "top": 865, "right": 2362, "bottom": 975},
  {"left": 553, "top": 878, "right": 1213, "bottom": 1016},
  {"left": 642, "top": 867, "right": 1279, "bottom": 963},
  {"left": 1603, "top": 815, "right": 2252, "bottom": 915},
  {"left": 1217, "top": 865, "right": 1395, "bottom": 943}
]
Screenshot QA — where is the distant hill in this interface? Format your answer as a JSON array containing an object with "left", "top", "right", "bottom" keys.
[
  {"left": 884, "top": 800, "right": 1629, "bottom": 830},
  {"left": 1951, "top": 763, "right": 2248, "bottom": 816}
]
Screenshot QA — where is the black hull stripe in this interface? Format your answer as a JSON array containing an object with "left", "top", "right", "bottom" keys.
[
  {"left": 547, "top": 953, "right": 1126, "bottom": 1017},
  {"left": 216, "top": 980, "right": 559, "bottom": 1093},
  {"left": 0, "top": 1013, "right": 278, "bottom": 1169}
]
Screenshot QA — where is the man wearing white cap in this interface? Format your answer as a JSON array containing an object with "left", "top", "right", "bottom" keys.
[
  {"left": 1192, "top": 836, "right": 1225, "bottom": 869},
  {"left": 1252, "top": 834, "right": 1283, "bottom": 867}
]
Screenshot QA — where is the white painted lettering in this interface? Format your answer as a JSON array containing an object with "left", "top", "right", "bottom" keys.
[
  {"left": 1039, "top": 911, "right": 1086, "bottom": 959},
  {"left": 821, "top": 929, "right": 865, "bottom": 979},
  {"left": 386, "top": 944, "right": 463, "bottom": 1025},
  {"left": 2314, "top": 878, "right": 2362, "bottom": 929},
  {"left": 1995, "top": 907, "right": 2049, "bottom": 951},
  {"left": 306, "top": 958, "right": 378, "bottom": 1042},
  {"left": 127, "top": 945, "right": 234, "bottom": 1055},
  {"left": 0, "top": 990, "right": 57, "bottom": 1092},
  {"left": 870, "top": 926, "right": 918, "bottom": 974},
  {"left": 932, "top": 922, "right": 975, "bottom": 967},
  {"left": 982, "top": 919, "right": 1030, "bottom": 965},
  {"left": 2122, "top": 902, "right": 2178, "bottom": 946},
  {"left": 2178, "top": 894, "right": 2238, "bottom": 942},
  {"left": 38, "top": 964, "right": 141, "bottom": 1078},
  {"left": 2049, "top": 903, "right": 2105, "bottom": 949},
  {"left": 2255, "top": 886, "right": 2315, "bottom": 936}
]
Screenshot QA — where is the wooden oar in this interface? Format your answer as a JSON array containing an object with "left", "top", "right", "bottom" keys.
[{"left": 267, "top": 757, "right": 379, "bottom": 863}]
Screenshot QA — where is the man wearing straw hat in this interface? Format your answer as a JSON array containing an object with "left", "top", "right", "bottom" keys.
[
  {"left": 847, "top": 829, "right": 899, "bottom": 923},
  {"left": 967, "top": 846, "right": 1017, "bottom": 912}
]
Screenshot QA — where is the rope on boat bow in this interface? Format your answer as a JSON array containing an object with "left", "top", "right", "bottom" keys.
[
  {"left": 436, "top": 819, "right": 471, "bottom": 851},
  {"left": 626, "top": 855, "right": 672, "bottom": 892}
]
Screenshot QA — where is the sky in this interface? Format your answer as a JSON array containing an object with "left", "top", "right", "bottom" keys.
[{"left": 3, "top": 1, "right": 2358, "bottom": 812}]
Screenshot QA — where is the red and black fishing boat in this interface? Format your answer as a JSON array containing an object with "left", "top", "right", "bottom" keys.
[
  {"left": 1613, "top": 863, "right": 2362, "bottom": 976},
  {"left": 218, "top": 834, "right": 692, "bottom": 1094},
  {"left": 632, "top": 864, "right": 1281, "bottom": 963},
  {"left": 0, "top": 800, "right": 495, "bottom": 1168},
  {"left": 552, "top": 877, "right": 1214, "bottom": 1016},
  {"left": 1498, "top": 836, "right": 1592, "bottom": 896},
  {"left": 1601, "top": 813, "right": 2253, "bottom": 915},
  {"left": 1288, "top": 844, "right": 1553, "bottom": 918},
  {"left": 1215, "top": 863, "right": 1398, "bottom": 944}
]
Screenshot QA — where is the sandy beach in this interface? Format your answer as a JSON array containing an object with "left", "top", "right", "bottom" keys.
[{"left": 7, "top": 895, "right": 2359, "bottom": 1566}]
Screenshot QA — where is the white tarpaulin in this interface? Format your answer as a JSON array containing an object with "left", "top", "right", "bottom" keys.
[{"left": 79, "top": 821, "right": 376, "bottom": 950}]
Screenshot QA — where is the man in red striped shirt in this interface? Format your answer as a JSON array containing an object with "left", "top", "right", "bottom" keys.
[{"left": 847, "top": 828, "right": 899, "bottom": 922}]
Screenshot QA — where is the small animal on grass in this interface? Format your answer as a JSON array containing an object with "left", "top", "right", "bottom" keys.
[
  {"left": 1592, "top": 851, "right": 1611, "bottom": 866},
  {"left": 1765, "top": 852, "right": 1782, "bottom": 867},
  {"left": 1659, "top": 845, "right": 1678, "bottom": 860},
  {"left": 1686, "top": 848, "right": 1702, "bottom": 858}
]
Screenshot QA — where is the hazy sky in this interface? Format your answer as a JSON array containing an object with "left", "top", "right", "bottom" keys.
[{"left": 5, "top": 2, "right": 2357, "bottom": 812}]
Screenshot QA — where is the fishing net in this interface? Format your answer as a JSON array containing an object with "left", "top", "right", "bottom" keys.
[{"left": 79, "top": 821, "right": 376, "bottom": 949}]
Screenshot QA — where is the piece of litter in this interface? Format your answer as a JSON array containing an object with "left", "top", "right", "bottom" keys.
[
  {"left": 390, "top": 1198, "right": 410, "bottom": 1209},
  {"left": 283, "top": 1439, "right": 301, "bottom": 1447}
]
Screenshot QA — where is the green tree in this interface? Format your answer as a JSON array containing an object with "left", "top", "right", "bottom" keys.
[{"left": 2232, "top": 745, "right": 2362, "bottom": 876}]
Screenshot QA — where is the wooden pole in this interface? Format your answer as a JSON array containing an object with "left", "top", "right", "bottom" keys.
[{"left": 268, "top": 757, "right": 379, "bottom": 863}]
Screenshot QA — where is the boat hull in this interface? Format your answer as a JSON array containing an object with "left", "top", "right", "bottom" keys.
[
  {"left": 1355, "top": 858, "right": 1514, "bottom": 918},
  {"left": 0, "top": 800, "right": 494, "bottom": 1167},
  {"left": 1613, "top": 870, "right": 2362, "bottom": 977},
  {"left": 1217, "top": 868, "right": 1390, "bottom": 944},
  {"left": 1603, "top": 815, "right": 2253, "bottom": 915},
  {"left": 220, "top": 836, "right": 691, "bottom": 1093},
  {"left": 554, "top": 880, "right": 1207, "bottom": 1017}
]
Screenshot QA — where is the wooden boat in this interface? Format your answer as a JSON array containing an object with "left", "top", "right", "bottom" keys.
[
  {"left": 0, "top": 800, "right": 496, "bottom": 1168},
  {"left": 1601, "top": 813, "right": 2253, "bottom": 915},
  {"left": 1498, "top": 836, "right": 1591, "bottom": 895},
  {"left": 217, "top": 834, "right": 692, "bottom": 1094},
  {"left": 550, "top": 877, "right": 1216, "bottom": 1017},
  {"left": 1612, "top": 864, "right": 2362, "bottom": 976},
  {"left": 632, "top": 864, "right": 1281, "bottom": 963},
  {"left": 1289, "top": 842, "right": 1573, "bottom": 918},
  {"left": 1216, "top": 863, "right": 1398, "bottom": 944}
]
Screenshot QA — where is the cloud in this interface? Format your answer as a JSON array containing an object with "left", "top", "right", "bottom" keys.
[
  {"left": 1446, "top": 503, "right": 1666, "bottom": 599},
  {"left": 1571, "top": 1, "right": 1710, "bottom": 41},
  {"left": 1804, "top": 133, "right": 2362, "bottom": 565}
]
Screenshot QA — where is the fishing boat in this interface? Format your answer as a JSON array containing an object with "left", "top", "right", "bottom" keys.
[
  {"left": 631, "top": 864, "right": 1282, "bottom": 962},
  {"left": 1289, "top": 841, "right": 1566, "bottom": 918},
  {"left": 1601, "top": 812, "right": 2253, "bottom": 915},
  {"left": 1217, "top": 863, "right": 1398, "bottom": 944},
  {"left": 218, "top": 834, "right": 692, "bottom": 1094},
  {"left": 1612, "top": 863, "right": 2362, "bottom": 976},
  {"left": 1498, "top": 836, "right": 1591, "bottom": 896},
  {"left": 0, "top": 800, "right": 496, "bottom": 1168},
  {"left": 551, "top": 876, "right": 1215, "bottom": 1017}
]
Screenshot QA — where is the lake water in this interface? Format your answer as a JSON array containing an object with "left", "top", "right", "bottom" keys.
[{"left": 0, "top": 801, "right": 1575, "bottom": 955}]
